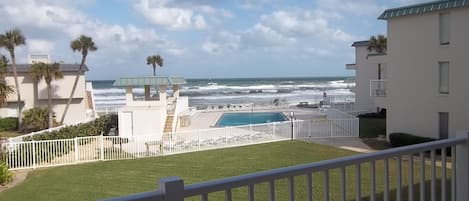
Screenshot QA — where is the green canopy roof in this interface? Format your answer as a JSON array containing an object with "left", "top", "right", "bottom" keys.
[
  {"left": 379, "top": 0, "right": 469, "bottom": 20},
  {"left": 113, "top": 76, "right": 187, "bottom": 87}
]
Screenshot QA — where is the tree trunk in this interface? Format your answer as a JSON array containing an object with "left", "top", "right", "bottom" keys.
[
  {"left": 47, "top": 82, "right": 53, "bottom": 128},
  {"left": 153, "top": 64, "right": 156, "bottom": 76},
  {"left": 10, "top": 51, "right": 22, "bottom": 129},
  {"left": 60, "top": 54, "right": 86, "bottom": 124}
]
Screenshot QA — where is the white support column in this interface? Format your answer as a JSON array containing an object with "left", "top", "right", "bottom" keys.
[
  {"left": 455, "top": 131, "right": 469, "bottom": 201},
  {"left": 159, "top": 85, "right": 167, "bottom": 103},
  {"left": 172, "top": 85, "right": 180, "bottom": 98},
  {"left": 125, "top": 86, "right": 133, "bottom": 105},
  {"left": 144, "top": 85, "right": 151, "bottom": 100},
  {"left": 157, "top": 177, "right": 184, "bottom": 201}
]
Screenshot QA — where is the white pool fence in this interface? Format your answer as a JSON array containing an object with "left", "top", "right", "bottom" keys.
[{"left": 3, "top": 115, "right": 358, "bottom": 170}]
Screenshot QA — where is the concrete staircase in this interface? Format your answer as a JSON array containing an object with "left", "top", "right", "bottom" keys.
[{"left": 163, "top": 115, "right": 174, "bottom": 133}]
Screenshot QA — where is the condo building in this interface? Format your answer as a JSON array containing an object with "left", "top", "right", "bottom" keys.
[{"left": 348, "top": 0, "right": 469, "bottom": 139}]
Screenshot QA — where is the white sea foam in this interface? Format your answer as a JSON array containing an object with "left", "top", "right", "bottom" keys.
[{"left": 92, "top": 79, "right": 355, "bottom": 110}]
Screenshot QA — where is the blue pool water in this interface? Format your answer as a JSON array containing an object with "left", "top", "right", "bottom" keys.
[{"left": 216, "top": 112, "right": 288, "bottom": 127}]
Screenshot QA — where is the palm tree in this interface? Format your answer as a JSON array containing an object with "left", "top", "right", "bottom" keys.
[
  {"left": 60, "top": 35, "right": 97, "bottom": 124},
  {"left": 367, "top": 34, "right": 387, "bottom": 53},
  {"left": 30, "top": 62, "right": 63, "bottom": 128},
  {"left": 146, "top": 55, "right": 163, "bottom": 76},
  {"left": 0, "top": 55, "right": 14, "bottom": 106},
  {"left": 0, "top": 29, "right": 26, "bottom": 125}
]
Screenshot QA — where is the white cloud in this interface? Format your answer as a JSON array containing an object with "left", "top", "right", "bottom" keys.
[
  {"left": 304, "top": 48, "right": 331, "bottom": 57},
  {"left": 133, "top": 0, "right": 199, "bottom": 30},
  {"left": 201, "top": 8, "right": 353, "bottom": 58},
  {"left": 392, "top": 0, "right": 432, "bottom": 6},
  {"left": 237, "top": 0, "right": 273, "bottom": 11},
  {"left": 241, "top": 24, "right": 296, "bottom": 47},
  {"left": 202, "top": 31, "right": 241, "bottom": 54},
  {"left": 28, "top": 39, "right": 55, "bottom": 53},
  {"left": 0, "top": 0, "right": 185, "bottom": 76},
  {"left": 133, "top": 0, "right": 233, "bottom": 30},
  {"left": 259, "top": 10, "right": 354, "bottom": 42}
]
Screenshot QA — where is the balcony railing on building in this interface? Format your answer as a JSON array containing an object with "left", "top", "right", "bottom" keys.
[{"left": 370, "top": 79, "right": 387, "bottom": 97}]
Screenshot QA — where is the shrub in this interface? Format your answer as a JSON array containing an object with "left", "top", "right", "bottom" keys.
[
  {"left": 0, "top": 160, "right": 12, "bottom": 185},
  {"left": 21, "top": 108, "right": 48, "bottom": 133},
  {"left": 389, "top": 133, "right": 435, "bottom": 147},
  {"left": 0, "top": 117, "right": 18, "bottom": 131},
  {"left": 24, "top": 114, "right": 118, "bottom": 141}
]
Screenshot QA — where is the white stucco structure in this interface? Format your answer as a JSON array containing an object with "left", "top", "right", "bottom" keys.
[
  {"left": 0, "top": 54, "right": 95, "bottom": 125},
  {"left": 114, "top": 77, "right": 188, "bottom": 138},
  {"left": 347, "top": 42, "right": 388, "bottom": 113},
  {"left": 349, "top": 0, "right": 469, "bottom": 139}
]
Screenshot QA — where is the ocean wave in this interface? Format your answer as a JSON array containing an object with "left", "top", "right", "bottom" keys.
[
  {"left": 189, "top": 89, "right": 353, "bottom": 100},
  {"left": 93, "top": 88, "right": 125, "bottom": 94},
  {"left": 91, "top": 79, "right": 355, "bottom": 110}
]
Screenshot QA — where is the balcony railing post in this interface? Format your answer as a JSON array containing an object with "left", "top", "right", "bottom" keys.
[
  {"left": 455, "top": 131, "right": 469, "bottom": 201},
  {"left": 156, "top": 177, "right": 184, "bottom": 201}
]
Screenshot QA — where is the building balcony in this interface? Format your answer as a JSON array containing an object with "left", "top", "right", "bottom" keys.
[
  {"left": 370, "top": 79, "right": 387, "bottom": 97},
  {"left": 345, "top": 63, "right": 356, "bottom": 70}
]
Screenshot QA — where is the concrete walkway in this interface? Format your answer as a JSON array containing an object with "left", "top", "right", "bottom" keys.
[
  {"left": 179, "top": 107, "right": 326, "bottom": 131},
  {"left": 302, "top": 137, "right": 377, "bottom": 153}
]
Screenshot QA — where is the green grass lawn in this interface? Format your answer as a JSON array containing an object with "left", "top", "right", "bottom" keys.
[
  {"left": 359, "top": 117, "right": 386, "bottom": 138},
  {"left": 0, "top": 141, "right": 449, "bottom": 201}
]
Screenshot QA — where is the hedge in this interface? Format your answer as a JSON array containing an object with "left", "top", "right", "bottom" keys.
[
  {"left": 0, "top": 117, "right": 18, "bottom": 132},
  {"left": 389, "top": 133, "right": 435, "bottom": 147},
  {"left": 23, "top": 114, "right": 118, "bottom": 141},
  {"left": 7, "top": 115, "right": 119, "bottom": 165}
]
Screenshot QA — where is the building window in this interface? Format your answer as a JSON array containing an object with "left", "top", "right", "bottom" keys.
[
  {"left": 439, "top": 112, "right": 449, "bottom": 139},
  {"left": 439, "top": 13, "right": 450, "bottom": 45},
  {"left": 439, "top": 62, "right": 449, "bottom": 94}
]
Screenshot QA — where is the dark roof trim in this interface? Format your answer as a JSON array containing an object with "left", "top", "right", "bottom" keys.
[
  {"left": 379, "top": 0, "right": 469, "bottom": 20},
  {"left": 351, "top": 40, "right": 369, "bottom": 47},
  {"left": 7, "top": 64, "right": 89, "bottom": 73}
]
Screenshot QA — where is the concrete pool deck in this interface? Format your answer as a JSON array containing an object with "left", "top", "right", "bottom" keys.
[{"left": 179, "top": 107, "right": 326, "bottom": 131}]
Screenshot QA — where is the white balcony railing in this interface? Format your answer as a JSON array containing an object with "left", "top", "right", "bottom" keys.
[
  {"left": 370, "top": 79, "right": 387, "bottom": 97},
  {"left": 346, "top": 63, "right": 356, "bottom": 70},
  {"left": 104, "top": 131, "right": 469, "bottom": 201}
]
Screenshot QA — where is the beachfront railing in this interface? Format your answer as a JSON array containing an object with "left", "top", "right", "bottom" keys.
[
  {"left": 202, "top": 103, "right": 289, "bottom": 112},
  {"left": 104, "top": 131, "right": 469, "bottom": 201},
  {"left": 370, "top": 79, "right": 387, "bottom": 97},
  {"left": 4, "top": 114, "right": 359, "bottom": 170}
]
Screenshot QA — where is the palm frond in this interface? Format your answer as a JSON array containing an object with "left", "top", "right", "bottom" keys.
[
  {"left": 0, "top": 81, "right": 14, "bottom": 106},
  {"left": 2, "top": 29, "right": 26, "bottom": 52}
]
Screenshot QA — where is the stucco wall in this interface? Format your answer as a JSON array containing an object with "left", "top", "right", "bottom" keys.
[
  {"left": 118, "top": 106, "right": 167, "bottom": 138},
  {"left": 354, "top": 46, "right": 390, "bottom": 112},
  {"left": 1, "top": 72, "right": 87, "bottom": 125},
  {"left": 386, "top": 7, "right": 469, "bottom": 138},
  {"left": 36, "top": 72, "right": 85, "bottom": 99}
]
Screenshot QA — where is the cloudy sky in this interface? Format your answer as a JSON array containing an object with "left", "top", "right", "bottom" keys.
[{"left": 0, "top": 0, "right": 427, "bottom": 80}]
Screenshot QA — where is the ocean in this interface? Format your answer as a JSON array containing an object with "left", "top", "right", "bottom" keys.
[{"left": 91, "top": 77, "right": 355, "bottom": 111}]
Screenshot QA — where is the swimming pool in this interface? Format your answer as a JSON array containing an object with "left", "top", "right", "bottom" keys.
[{"left": 216, "top": 112, "right": 288, "bottom": 127}]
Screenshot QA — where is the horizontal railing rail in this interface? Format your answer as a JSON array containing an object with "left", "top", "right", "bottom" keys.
[{"left": 104, "top": 133, "right": 469, "bottom": 201}]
